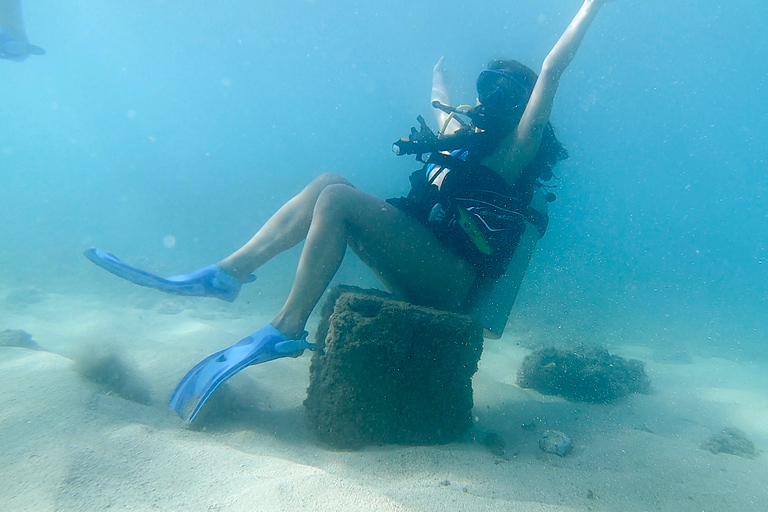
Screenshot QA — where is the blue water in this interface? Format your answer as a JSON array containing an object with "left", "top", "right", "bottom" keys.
[
  {"left": 2, "top": 0, "right": 766, "bottom": 352},
  {"left": 3, "top": 2, "right": 768, "bottom": 510}
]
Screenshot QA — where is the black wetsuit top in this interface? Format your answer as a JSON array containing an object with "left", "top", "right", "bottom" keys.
[{"left": 388, "top": 149, "right": 546, "bottom": 280}]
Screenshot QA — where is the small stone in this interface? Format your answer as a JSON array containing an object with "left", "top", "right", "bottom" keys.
[{"left": 539, "top": 430, "right": 573, "bottom": 457}]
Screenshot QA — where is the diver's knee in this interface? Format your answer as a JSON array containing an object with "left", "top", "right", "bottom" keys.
[
  {"left": 313, "top": 173, "right": 353, "bottom": 189},
  {"left": 315, "top": 183, "right": 357, "bottom": 216}
]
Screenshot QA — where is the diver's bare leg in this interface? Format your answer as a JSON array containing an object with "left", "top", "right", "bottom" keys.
[
  {"left": 218, "top": 173, "right": 352, "bottom": 282},
  {"left": 272, "top": 184, "right": 478, "bottom": 338}
]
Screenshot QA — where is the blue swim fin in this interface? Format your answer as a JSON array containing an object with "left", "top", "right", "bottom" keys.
[
  {"left": 84, "top": 247, "right": 253, "bottom": 302},
  {"left": 169, "top": 324, "right": 315, "bottom": 422}
]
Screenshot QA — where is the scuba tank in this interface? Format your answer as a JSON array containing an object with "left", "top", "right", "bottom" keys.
[{"left": 470, "top": 186, "right": 548, "bottom": 339}]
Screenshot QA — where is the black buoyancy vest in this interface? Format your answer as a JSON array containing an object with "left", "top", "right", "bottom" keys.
[{"left": 411, "top": 149, "right": 549, "bottom": 238}]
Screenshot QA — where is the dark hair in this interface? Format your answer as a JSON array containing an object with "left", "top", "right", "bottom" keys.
[{"left": 486, "top": 59, "right": 568, "bottom": 184}]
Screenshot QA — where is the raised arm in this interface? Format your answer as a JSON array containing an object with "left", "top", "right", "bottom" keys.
[
  {"left": 431, "top": 57, "right": 463, "bottom": 136},
  {"left": 486, "top": 0, "right": 612, "bottom": 182}
]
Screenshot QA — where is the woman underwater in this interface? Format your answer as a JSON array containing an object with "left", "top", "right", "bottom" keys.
[{"left": 86, "top": 0, "right": 617, "bottom": 421}]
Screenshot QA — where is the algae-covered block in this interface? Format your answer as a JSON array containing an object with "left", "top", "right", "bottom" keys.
[
  {"left": 304, "top": 287, "right": 484, "bottom": 448},
  {"left": 517, "top": 345, "right": 651, "bottom": 403}
]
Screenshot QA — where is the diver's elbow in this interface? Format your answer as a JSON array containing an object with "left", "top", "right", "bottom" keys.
[{"left": 539, "top": 60, "right": 565, "bottom": 83}]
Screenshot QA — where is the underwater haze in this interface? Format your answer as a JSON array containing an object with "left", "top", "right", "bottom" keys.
[
  {"left": 2, "top": 1, "right": 768, "bottom": 510},
  {"left": 3, "top": 0, "right": 766, "bottom": 358}
]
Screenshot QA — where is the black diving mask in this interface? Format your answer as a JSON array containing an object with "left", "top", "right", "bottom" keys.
[{"left": 476, "top": 69, "right": 532, "bottom": 115}]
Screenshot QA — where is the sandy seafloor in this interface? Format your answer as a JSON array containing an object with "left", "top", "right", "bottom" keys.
[{"left": 2, "top": 283, "right": 767, "bottom": 512}]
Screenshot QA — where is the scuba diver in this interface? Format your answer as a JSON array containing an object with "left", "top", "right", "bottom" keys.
[
  {"left": 86, "top": 0, "right": 616, "bottom": 422},
  {"left": 0, "top": 0, "right": 45, "bottom": 62}
]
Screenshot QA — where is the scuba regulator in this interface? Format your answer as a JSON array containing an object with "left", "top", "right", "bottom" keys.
[
  {"left": 391, "top": 115, "right": 440, "bottom": 162},
  {"left": 391, "top": 102, "right": 504, "bottom": 163}
]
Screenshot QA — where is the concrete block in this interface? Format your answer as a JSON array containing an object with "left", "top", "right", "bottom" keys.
[{"left": 305, "top": 287, "right": 484, "bottom": 448}]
